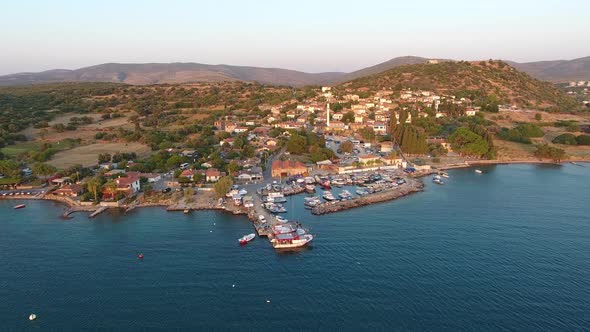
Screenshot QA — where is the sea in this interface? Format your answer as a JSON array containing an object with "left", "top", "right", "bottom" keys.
[{"left": 1, "top": 164, "right": 589, "bottom": 331}]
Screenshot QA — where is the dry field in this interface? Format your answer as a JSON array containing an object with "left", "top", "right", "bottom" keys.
[{"left": 48, "top": 142, "right": 152, "bottom": 168}]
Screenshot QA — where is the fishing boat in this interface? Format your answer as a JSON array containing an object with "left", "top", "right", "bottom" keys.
[
  {"left": 271, "top": 233, "right": 314, "bottom": 249},
  {"left": 338, "top": 190, "right": 352, "bottom": 199},
  {"left": 356, "top": 188, "right": 369, "bottom": 196},
  {"left": 322, "top": 191, "right": 336, "bottom": 201},
  {"left": 475, "top": 169, "right": 483, "bottom": 174},
  {"left": 13, "top": 204, "right": 26, "bottom": 209},
  {"left": 305, "top": 184, "right": 316, "bottom": 193},
  {"left": 266, "top": 192, "right": 287, "bottom": 203},
  {"left": 238, "top": 233, "right": 256, "bottom": 245}
]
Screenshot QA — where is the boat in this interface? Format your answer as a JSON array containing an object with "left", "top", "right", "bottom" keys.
[
  {"left": 322, "top": 191, "right": 336, "bottom": 201},
  {"left": 338, "top": 190, "right": 352, "bottom": 199},
  {"left": 433, "top": 178, "right": 444, "bottom": 185},
  {"left": 13, "top": 204, "right": 26, "bottom": 209},
  {"left": 272, "top": 224, "right": 296, "bottom": 234},
  {"left": 319, "top": 179, "right": 331, "bottom": 189},
  {"left": 475, "top": 169, "right": 483, "bottom": 174},
  {"left": 29, "top": 314, "right": 36, "bottom": 321},
  {"left": 331, "top": 178, "right": 345, "bottom": 187},
  {"left": 183, "top": 209, "right": 190, "bottom": 214},
  {"left": 258, "top": 215, "right": 267, "bottom": 223},
  {"left": 305, "top": 184, "right": 316, "bottom": 193},
  {"left": 304, "top": 196, "right": 321, "bottom": 208},
  {"left": 433, "top": 174, "right": 442, "bottom": 180},
  {"left": 440, "top": 172, "right": 450, "bottom": 178},
  {"left": 275, "top": 215, "right": 288, "bottom": 223},
  {"left": 138, "top": 253, "right": 144, "bottom": 259},
  {"left": 238, "top": 233, "right": 256, "bottom": 245},
  {"left": 356, "top": 189, "right": 369, "bottom": 196},
  {"left": 266, "top": 192, "right": 287, "bottom": 203},
  {"left": 271, "top": 233, "right": 314, "bottom": 249}
]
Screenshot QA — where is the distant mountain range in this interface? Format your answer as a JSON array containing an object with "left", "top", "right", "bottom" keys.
[{"left": 0, "top": 56, "right": 588, "bottom": 87}]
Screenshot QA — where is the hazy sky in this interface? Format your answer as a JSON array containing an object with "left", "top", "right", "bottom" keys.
[{"left": 1, "top": 0, "right": 588, "bottom": 75}]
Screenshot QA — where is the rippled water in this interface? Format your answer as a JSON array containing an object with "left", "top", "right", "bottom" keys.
[{"left": 1, "top": 164, "right": 589, "bottom": 330}]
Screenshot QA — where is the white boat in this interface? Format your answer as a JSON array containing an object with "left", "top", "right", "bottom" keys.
[
  {"left": 14, "top": 204, "right": 26, "bottom": 209},
  {"left": 356, "top": 189, "right": 369, "bottom": 196},
  {"left": 304, "top": 196, "right": 321, "bottom": 208},
  {"left": 272, "top": 224, "right": 296, "bottom": 234},
  {"left": 338, "top": 190, "right": 352, "bottom": 199},
  {"left": 475, "top": 169, "right": 483, "bottom": 174},
  {"left": 258, "top": 215, "right": 266, "bottom": 223},
  {"left": 331, "top": 178, "right": 345, "bottom": 187},
  {"left": 433, "top": 174, "right": 442, "bottom": 180},
  {"left": 275, "top": 215, "right": 288, "bottom": 223},
  {"left": 271, "top": 233, "right": 313, "bottom": 249},
  {"left": 29, "top": 313, "right": 37, "bottom": 321},
  {"left": 305, "top": 184, "right": 315, "bottom": 193},
  {"left": 433, "top": 178, "right": 444, "bottom": 185},
  {"left": 266, "top": 192, "right": 287, "bottom": 203},
  {"left": 440, "top": 172, "right": 450, "bottom": 178},
  {"left": 238, "top": 233, "right": 256, "bottom": 245},
  {"left": 322, "top": 191, "right": 336, "bottom": 201}
]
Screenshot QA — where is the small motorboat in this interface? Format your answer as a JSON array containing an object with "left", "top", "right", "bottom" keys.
[
  {"left": 29, "top": 313, "right": 37, "bottom": 321},
  {"left": 275, "top": 215, "right": 288, "bottom": 223},
  {"left": 14, "top": 204, "right": 26, "bottom": 209},
  {"left": 433, "top": 178, "right": 444, "bottom": 185},
  {"left": 239, "top": 233, "right": 256, "bottom": 245},
  {"left": 138, "top": 253, "right": 144, "bottom": 259},
  {"left": 183, "top": 209, "right": 190, "bottom": 214},
  {"left": 475, "top": 169, "right": 483, "bottom": 174}
]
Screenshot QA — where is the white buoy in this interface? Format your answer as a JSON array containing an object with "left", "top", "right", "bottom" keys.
[
  {"left": 210, "top": 230, "right": 213, "bottom": 233},
  {"left": 266, "top": 300, "right": 271, "bottom": 303},
  {"left": 29, "top": 313, "right": 37, "bottom": 321},
  {"left": 232, "top": 284, "right": 235, "bottom": 288}
]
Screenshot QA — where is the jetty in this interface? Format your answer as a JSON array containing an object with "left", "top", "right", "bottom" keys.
[
  {"left": 89, "top": 206, "right": 108, "bottom": 218},
  {"left": 311, "top": 179, "right": 424, "bottom": 215}
]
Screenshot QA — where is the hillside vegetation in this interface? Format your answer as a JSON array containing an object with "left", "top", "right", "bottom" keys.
[{"left": 342, "top": 60, "right": 579, "bottom": 111}]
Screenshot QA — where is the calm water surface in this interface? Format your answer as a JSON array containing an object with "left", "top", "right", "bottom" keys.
[{"left": 1, "top": 164, "right": 589, "bottom": 330}]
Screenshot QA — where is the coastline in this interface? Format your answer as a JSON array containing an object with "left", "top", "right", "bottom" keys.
[{"left": 2, "top": 160, "right": 587, "bottom": 217}]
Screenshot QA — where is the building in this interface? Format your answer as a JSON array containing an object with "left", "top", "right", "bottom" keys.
[
  {"left": 205, "top": 168, "right": 224, "bottom": 182},
  {"left": 380, "top": 141, "right": 394, "bottom": 153},
  {"left": 179, "top": 169, "right": 195, "bottom": 180},
  {"left": 115, "top": 176, "right": 140, "bottom": 194},
  {"left": 53, "top": 184, "right": 84, "bottom": 197},
  {"left": 358, "top": 154, "right": 380, "bottom": 164},
  {"left": 271, "top": 160, "right": 307, "bottom": 178},
  {"left": 372, "top": 123, "right": 388, "bottom": 135}
]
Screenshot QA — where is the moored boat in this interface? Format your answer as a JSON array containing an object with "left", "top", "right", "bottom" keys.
[
  {"left": 322, "top": 191, "right": 336, "bottom": 201},
  {"left": 14, "top": 204, "right": 26, "bottom": 209},
  {"left": 338, "top": 190, "right": 352, "bottom": 199},
  {"left": 433, "top": 178, "right": 444, "bottom": 185},
  {"left": 239, "top": 233, "right": 256, "bottom": 245},
  {"left": 475, "top": 169, "right": 483, "bottom": 174},
  {"left": 271, "top": 233, "right": 313, "bottom": 249},
  {"left": 305, "top": 184, "right": 316, "bottom": 193}
]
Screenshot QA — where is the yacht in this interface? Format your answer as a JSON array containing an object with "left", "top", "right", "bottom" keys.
[
  {"left": 271, "top": 233, "right": 314, "bottom": 249},
  {"left": 305, "top": 184, "right": 316, "bottom": 193},
  {"left": 338, "top": 190, "right": 352, "bottom": 199},
  {"left": 322, "top": 191, "right": 336, "bottom": 201}
]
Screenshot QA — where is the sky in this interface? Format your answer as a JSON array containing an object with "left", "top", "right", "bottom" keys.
[{"left": 0, "top": 0, "right": 589, "bottom": 75}]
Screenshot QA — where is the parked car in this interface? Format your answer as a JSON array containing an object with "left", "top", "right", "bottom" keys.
[{"left": 162, "top": 187, "right": 172, "bottom": 193}]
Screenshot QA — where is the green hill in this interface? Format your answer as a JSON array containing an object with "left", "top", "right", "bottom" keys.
[{"left": 340, "top": 60, "right": 579, "bottom": 111}]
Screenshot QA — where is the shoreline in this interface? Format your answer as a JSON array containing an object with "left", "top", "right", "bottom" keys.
[{"left": 2, "top": 160, "right": 586, "bottom": 217}]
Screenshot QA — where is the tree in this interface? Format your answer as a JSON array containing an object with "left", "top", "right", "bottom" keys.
[
  {"left": 534, "top": 144, "right": 566, "bottom": 162},
  {"left": 98, "top": 153, "right": 112, "bottom": 164},
  {"left": 340, "top": 140, "right": 354, "bottom": 153},
  {"left": 449, "top": 127, "right": 490, "bottom": 157},
  {"left": 359, "top": 126, "right": 375, "bottom": 142},
  {"left": 342, "top": 111, "right": 355, "bottom": 124},
  {"left": 214, "top": 176, "right": 233, "bottom": 198},
  {"left": 86, "top": 177, "right": 103, "bottom": 202},
  {"left": 286, "top": 133, "right": 307, "bottom": 154},
  {"left": 576, "top": 135, "right": 590, "bottom": 145},
  {"left": 103, "top": 180, "right": 118, "bottom": 200},
  {"left": 0, "top": 160, "right": 21, "bottom": 179},
  {"left": 227, "top": 161, "right": 240, "bottom": 174},
  {"left": 535, "top": 113, "right": 542, "bottom": 121},
  {"left": 32, "top": 163, "right": 58, "bottom": 178}
]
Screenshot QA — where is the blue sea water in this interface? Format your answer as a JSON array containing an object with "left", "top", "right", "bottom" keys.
[{"left": 1, "top": 164, "right": 589, "bottom": 331}]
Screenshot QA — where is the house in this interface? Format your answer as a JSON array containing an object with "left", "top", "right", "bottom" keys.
[
  {"left": 266, "top": 138, "right": 278, "bottom": 147},
  {"left": 465, "top": 108, "right": 478, "bottom": 116},
  {"left": 115, "top": 176, "right": 140, "bottom": 194},
  {"left": 427, "top": 138, "right": 452, "bottom": 152},
  {"left": 179, "top": 169, "right": 195, "bottom": 180},
  {"left": 354, "top": 115, "right": 364, "bottom": 123},
  {"left": 205, "top": 168, "right": 224, "bottom": 182},
  {"left": 236, "top": 171, "right": 252, "bottom": 182},
  {"left": 220, "top": 138, "right": 235, "bottom": 146},
  {"left": 271, "top": 160, "right": 307, "bottom": 178},
  {"left": 372, "top": 123, "right": 388, "bottom": 135},
  {"left": 234, "top": 126, "right": 249, "bottom": 133},
  {"left": 380, "top": 141, "right": 394, "bottom": 153},
  {"left": 53, "top": 184, "right": 84, "bottom": 197},
  {"left": 332, "top": 113, "right": 344, "bottom": 121},
  {"left": 181, "top": 150, "right": 196, "bottom": 158},
  {"left": 286, "top": 111, "right": 298, "bottom": 118}
]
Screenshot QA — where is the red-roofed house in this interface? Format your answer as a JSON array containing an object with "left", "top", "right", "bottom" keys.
[
  {"left": 205, "top": 168, "right": 224, "bottom": 182},
  {"left": 116, "top": 176, "right": 140, "bottom": 194},
  {"left": 180, "top": 169, "right": 195, "bottom": 180},
  {"left": 53, "top": 184, "right": 85, "bottom": 197}
]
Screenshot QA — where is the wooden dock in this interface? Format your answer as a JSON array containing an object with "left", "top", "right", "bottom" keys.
[{"left": 89, "top": 206, "right": 108, "bottom": 218}]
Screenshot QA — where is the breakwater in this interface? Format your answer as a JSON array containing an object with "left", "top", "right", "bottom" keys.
[{"left": 311, "top": 179, "right": 424, "bottom": 215}]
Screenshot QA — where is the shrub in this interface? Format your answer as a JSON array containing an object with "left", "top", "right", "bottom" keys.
[
  {"left": 575, "top": 135, "right": 590, "bottom": 145},
  {"left": 552, "top": 133, "right": 578, "bottom": 145}
]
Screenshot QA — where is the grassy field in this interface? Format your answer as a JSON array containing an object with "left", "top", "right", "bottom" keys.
[{"left": 48, "top": 142, "right": 152, "bottom": 168}]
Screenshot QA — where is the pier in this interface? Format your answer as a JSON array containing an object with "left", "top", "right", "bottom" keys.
[{"left": 311, "top": 179, "right": 424, "bottom": 215}]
